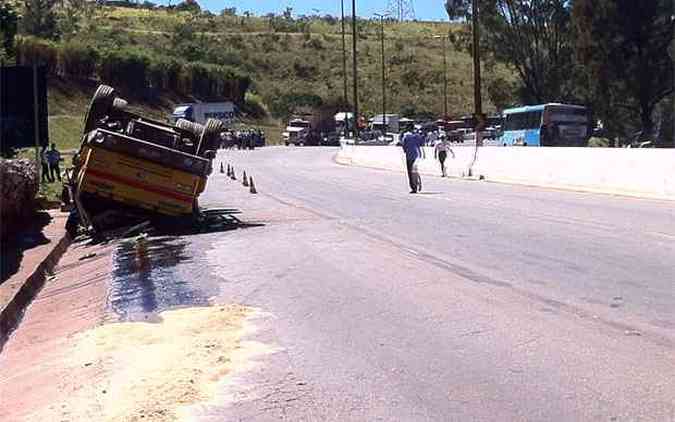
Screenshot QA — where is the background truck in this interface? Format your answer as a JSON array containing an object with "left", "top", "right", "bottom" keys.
[
  {"left": 282, "top": 109, "right": 338, "bottom": 146},
  {"left": 170, "top": 102, "right": 236, "bottom": 127}
]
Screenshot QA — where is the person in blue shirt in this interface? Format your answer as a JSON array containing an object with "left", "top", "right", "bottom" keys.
[
  {"left": 46, "top": 143, "right": 62, "bottom": 182},
  {"left": 401, "top": 130, "right": 426, "bottom": 193}
]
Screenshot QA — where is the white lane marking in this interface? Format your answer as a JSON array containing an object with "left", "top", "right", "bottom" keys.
[{"left": 648, "top": 232, "right": 675, "bottom": 241}]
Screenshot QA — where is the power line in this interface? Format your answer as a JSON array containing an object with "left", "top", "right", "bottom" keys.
[{"left": 386, "top": 0, "right": 415, "bottom": 22}]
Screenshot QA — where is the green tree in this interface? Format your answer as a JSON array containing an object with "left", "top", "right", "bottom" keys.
[
  {"left": 445, "top": 0, "right": 576, "bottom": 104},
  {"left": 175, "top": 0, "right": 201, "bottom": 13},
  {"left": 0, "top": 1, "right": 20, "bottom": 60},
  {"left": 20, "top": 0, "right": 58, "bottom": 39},
  {"left": 573, "top": 0, "right": 673, "bottom": 144},
  {"left": 56, "top": 0, "right": 97, "bottom": 40},
  {"left": 169, "top": 18, "right": 205, "bottom": 62}
]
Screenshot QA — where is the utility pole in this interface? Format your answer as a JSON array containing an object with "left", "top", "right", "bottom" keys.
[
  {"left": 472, "top": 0, "right": 482, "bottom": 124},
  {"left": 374, "top": 13, "right": 389, "bottom": 134},
  {"left": 352, "top": 0, "right": 359, "bottom": 139},
  {"left": 341, "top": 0, "right": 348, "bottom": 107},
  {"left": 434, "top": 35, "right": 449, "bottom": 120}
]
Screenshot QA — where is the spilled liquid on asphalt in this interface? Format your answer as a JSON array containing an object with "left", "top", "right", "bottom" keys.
[{"left": 109, "top": 236, "right": 210, "bottom": 321}]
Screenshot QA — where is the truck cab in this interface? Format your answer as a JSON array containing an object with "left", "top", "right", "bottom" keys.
[{"left": 282, "top": 119, "right": 311, "bottom": 146}]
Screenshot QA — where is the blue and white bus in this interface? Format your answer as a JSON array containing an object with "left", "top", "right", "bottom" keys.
[{"left": 500, "top": 104, "right": 591, "bottom": 147}]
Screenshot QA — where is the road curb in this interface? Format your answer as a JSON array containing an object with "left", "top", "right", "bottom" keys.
[{"left": 0, "top": 230, "right": 72, "bottom": 352}]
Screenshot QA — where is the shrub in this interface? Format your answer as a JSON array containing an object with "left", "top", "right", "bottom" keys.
[
  {"left": 98, "top": 48, "right": 150, "bottom": 92},
  {"left": 148, "top": 56, "right": 181, "bottom": 90},
  {"left": 303, "top": 36, "right": 324, "bottom": 50},
  {"left": 14, "top": 36, "right": 58, "bottom": 75},
  {"left": 59, "top": 41, "right": 98, "bottom": 80},
  {"left": 242, "top": 92, "right": 268, "bottom": 119}
]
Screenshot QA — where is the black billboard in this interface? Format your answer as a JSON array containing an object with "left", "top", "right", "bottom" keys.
[{"left": 0, "top": 66, "right": 49, "bottom": 152}]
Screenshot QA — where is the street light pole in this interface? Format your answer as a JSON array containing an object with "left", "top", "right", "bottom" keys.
[
  {"left": 352, "top": 0, "right": 359, "bottom": 139},
  {"left": 374, "top": 13, "right": 388, "bottom": 134}
]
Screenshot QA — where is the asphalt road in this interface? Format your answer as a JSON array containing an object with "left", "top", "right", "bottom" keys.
[{"left": 190, "top": 146, "right": 674, "bottom": 421}]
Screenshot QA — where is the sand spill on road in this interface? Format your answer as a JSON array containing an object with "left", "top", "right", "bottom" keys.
[{"left": 29, "top": 305, "right": 254, "bottom": 422}]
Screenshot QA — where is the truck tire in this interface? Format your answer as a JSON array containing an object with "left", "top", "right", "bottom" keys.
[
  {"left": 197, "top": 119, "right": 225, "bottom": 156},
  {"left": 83, "top": 85, "right": 116, "bottom": 133},
  {"left": 175, "top": 119, "right": 205, "bottom": 137},
  {"left": 112, "top": 98, "right": 128, "bottom": 110}
]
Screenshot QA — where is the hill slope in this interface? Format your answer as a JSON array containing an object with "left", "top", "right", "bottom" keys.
[{"left": 72, "top": 6, "right": 511, "bottom": 119}]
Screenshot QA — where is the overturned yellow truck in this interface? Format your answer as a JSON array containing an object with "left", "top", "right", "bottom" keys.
[{"left": 68, "top": 85, "right": 224, "bottom": 232}]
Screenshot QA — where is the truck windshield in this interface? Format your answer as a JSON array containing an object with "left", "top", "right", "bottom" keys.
[{"left": 289, "top": 121, "right": 310, "bottom": 128}]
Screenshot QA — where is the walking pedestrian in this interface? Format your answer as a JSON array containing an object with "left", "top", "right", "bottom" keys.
[
  {"left": 434, "top": 134, "right": 455, "bottom": 177},
  {"left": 40, "top": 145, "right": 52, "bottom": 183},
  {"left": 402, "top": 130, "right": 426, "bottom": 193},
  {"left": 46, "top": 143, "right": 62, "bottom": 182},
  {"left": 426, "top": 129, "right": 438, "bottom": 146}
]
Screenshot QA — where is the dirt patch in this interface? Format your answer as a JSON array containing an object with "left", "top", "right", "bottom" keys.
[{"left": 28, "top": 305, "right": 251, "bottom": 422}]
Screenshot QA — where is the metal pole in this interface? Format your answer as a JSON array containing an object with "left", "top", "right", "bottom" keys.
[
  {"left": 341, "top": 0, "right": 348, "bottom": 106},
  {"left": 33, "top": 64, "right": 41, "bottom": 183},
  {"left": 442, "top": 35, "right": 448, "bottom": 119},
  {"left": 472, "top": 0, "right": 482, "bottom": 120},
  {"left": 0, "top": 61, "right": 3, "bottom": 155},
  {"left": 352, "top": 0, "right": 359, "bottom": 139},
  {"left": 375, "top": 14, "right": 387, "bottom": 134},
  {"left": 382, "top": 16, "right": 386, "bottom": 134}
]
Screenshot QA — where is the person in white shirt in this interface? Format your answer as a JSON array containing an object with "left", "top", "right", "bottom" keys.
[
  {"left": 434, "top": 134, "right": 455, "bottom": 177},
  {"left": 426, "top": 130, "right": 438, "bottom": 146}
]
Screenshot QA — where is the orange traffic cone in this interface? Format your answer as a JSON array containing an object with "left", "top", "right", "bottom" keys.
[
  {"left": 242, "top": 171, "right": 249, "bottom": 187},
  {"left": 249, "top": 176, "right": 257, "bottom": 194}
]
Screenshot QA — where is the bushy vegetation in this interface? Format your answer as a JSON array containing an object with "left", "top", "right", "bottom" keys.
[{"left": 14, "top": 35, "right": 251, "bottom": 102}]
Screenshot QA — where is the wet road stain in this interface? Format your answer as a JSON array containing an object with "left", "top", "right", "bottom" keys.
[{"left": 109, "top": 236, "right": 211, "bottom": 322}]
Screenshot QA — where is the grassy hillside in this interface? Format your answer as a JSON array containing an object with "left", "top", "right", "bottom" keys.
[{"left": 73, "top": 6, "right": 511, "bottom": 118}]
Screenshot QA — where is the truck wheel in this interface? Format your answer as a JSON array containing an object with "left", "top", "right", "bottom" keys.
[
  {"left": 83, "top": 85, "right": 116, "bottom": 133},
  {"left": 112, "top": 98, "right": 128, "bottom": 110},
  {"left": 175, "top": 119, "right": 205, "bottom": 137},
  {"left": 197, "top": 119, "right": 225, "bottom": 156}
]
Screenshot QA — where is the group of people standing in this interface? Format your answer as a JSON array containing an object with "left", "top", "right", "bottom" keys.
[
  {"left": 220, "top": 128, "right": 265, "bottom": 150},
  {"left": 401, "top": 130, "right": 454, "bottom": 194},
  {"left": 40, "top": 143, "right": 62, "bottom": 183}
]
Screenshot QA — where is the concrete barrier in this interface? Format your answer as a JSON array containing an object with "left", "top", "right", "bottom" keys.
[{"left": 336, "top": 145, "right": 675, "bottom": 200}]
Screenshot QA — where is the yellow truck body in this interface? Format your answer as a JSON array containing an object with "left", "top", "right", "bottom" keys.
[{"left": 77, "top": 132, "right": 209, "bottom": 217}]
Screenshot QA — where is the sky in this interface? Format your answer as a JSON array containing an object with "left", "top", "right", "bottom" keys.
[{"left": 164, "top": 0, "right": 449, "bottom": 22}]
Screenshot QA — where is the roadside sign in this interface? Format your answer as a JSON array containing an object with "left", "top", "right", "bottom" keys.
[{"left": 0, "top": 65, "right": 49, "bottom": 152}]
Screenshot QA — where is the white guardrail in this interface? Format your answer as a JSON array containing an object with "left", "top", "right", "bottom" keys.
[{"left": 336, "top": 144, "right": 675, "bottom": 201}]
